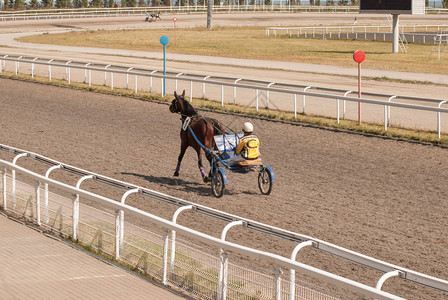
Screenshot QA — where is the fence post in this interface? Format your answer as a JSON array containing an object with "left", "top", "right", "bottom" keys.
[
  {"left": 48, "top": 59, "right": 54, "bottom": 81},
  {"left": 234, "top": 79, "right": 242, "bottom": 105},
  {"left": 256, "top": 89, "right": 259, "bottom": 112},
  {"left": 2, "top": 168, "right": 6, "bottom": 210},
  {"left": 171, "top": 205, "right": 194, "bottom": 276},
  {"left": 387, "top": 96, "right": 397, "bottom": 127},
  {"left": 12, "top": 153, "right": 27, "bottom": 209},
  {"left": 32, "top": 57, "right": 38, "bottom": 78},
  {"left": 275, "top": 267, "right": 283, "bottom": 300},
  {"left": 16, "top": 56, "right": 23, "bottom": 75},
  {"left": 175, "top": 73, "right": 183, "bottom": 91},
  {"left": 126, "top": 67, "right": 134, "bottom": 89},
  {"left": 162, "top": 229, "right": 169, "bottom": 284},
  {"left": 203, "top": 76, "right": 211, "bottom": 99},
  {"left": 115, "top": 209, "right": 120, "bottom": 260},
  {"left": 65, "top": 61, "right": 72, "bottom": 82},
  {"left": 303, "top": 86, "right": 311, "bottom": 114},
  {"left": 84, "top": 63, "right": 91, "bottom": 83},
  {"left": 438, "top": 101, "right": 447, "bottom": 139},
  {"left": 289, "top": 240, "right": 314, "bottom": 300},
  {"left": 35, "top": 181, "right": 41, "bottom": 225},
  {"left": 343, "top": 90, "right": 352, "bottom": 120},
  {"left": 104, "top": 65, "right": 111, "bottom": 86},
  {"left": 221, "top": 85, "right": 224, "bottom": 107},
  {"left": 45, "top": 165, "right": 62, "bottom": 224}
]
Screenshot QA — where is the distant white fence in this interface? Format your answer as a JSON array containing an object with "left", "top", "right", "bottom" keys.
[
  {"left": 266, "top": 24, "right": 448, "bottom": 44},
  {"left": 0, "top": 5, "right": 358, "bottom": 21},
  {"left": 1, "top": 144, "right": 448, "bottom": 299},
  {"left": 1, "top": 54, "right": 447, "bottom": 138}
]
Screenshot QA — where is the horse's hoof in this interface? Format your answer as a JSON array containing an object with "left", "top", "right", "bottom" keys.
[
  {"left": 203, "top": 176, "right": 211, "bottom": 183},
  {"left": 173, "top": 172, "right": 179, "bottom": 177}
]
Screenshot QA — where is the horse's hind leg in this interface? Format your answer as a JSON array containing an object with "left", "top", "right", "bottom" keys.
[
  {"left": 196, "top": 148, "right": 209, "bottom": 182},
  {"left": 174, "top": 142, "right": 188, "bottom": 176}
]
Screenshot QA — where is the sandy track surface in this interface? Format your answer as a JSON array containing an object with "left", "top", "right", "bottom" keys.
[{"left": 1, "top": 78, "right": 447, "bottom": 298}]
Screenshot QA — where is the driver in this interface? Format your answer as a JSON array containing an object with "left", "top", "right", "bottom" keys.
[{"left": 229, "top": 122, "right": 260, "bottom": 163}]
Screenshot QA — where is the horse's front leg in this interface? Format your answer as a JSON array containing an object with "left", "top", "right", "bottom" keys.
[{"left": 174, "top": 142, "right": 188, "bottom": 177}]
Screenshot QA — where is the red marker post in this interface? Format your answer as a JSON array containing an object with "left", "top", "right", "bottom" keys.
[
  {"left": 353, "top": 50, "right": 365, "bottom": 125},
  {"left": 173, "top": 17, "right": 177, "bottom": 46}
]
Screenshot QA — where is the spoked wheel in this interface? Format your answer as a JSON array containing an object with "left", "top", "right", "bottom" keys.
[
  {"left": 258, "top": 167, "right": 273, "bottom": 195},
  {"left": 211, "top": 169, "right": 225, "bottom": 198}
]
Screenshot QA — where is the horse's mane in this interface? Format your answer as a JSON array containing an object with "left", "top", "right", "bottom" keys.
[{"left": 182, "top": 97, "right": 198, "bottom": 117}]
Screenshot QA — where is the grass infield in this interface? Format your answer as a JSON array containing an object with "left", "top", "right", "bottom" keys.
[{"left": 18, "top": 26, "right": 448, "bottom": 75}]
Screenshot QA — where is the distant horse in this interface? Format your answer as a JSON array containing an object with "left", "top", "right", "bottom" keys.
[
  {"left": 151, "top": 11, "right": 162, "bottom": 20},
  {"left": 169, "top": 90, "right": 224, "bottom": 182}
]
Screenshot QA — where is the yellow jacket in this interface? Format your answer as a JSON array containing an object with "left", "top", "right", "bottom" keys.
[{"left": 236, "top": 134, "right": 260, "bottom": 160}]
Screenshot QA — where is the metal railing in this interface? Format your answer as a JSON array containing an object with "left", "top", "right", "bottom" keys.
[
  {"left": 1, "top": 6, "right": 448, "bottom": 22},
  {"left": 0, "top": 6, "right": 359, "bottom": 21},
  {"left": 1, "top": 54, "right": 447, "bottom": 138},
  {"left": 266, "top": 24, "right": 448, "bottom": 37},
  {"left": 1, "top": 144, "right": 448, "bottom": 299}
]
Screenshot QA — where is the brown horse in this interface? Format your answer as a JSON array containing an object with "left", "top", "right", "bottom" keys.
[{"left": 169, "top": 90, "right": 224, "bottom": 182}]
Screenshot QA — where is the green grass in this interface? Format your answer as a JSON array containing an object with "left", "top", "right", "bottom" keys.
[{"left": 17, "top": 26, "right": 448, "bottom": 74}]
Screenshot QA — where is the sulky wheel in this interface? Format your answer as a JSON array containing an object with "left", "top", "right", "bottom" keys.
[
  {"left": 258, "top": 167, "right": 273, "bottom": 195},
  {"left": 211, "top": 169, "right": 225, "bottom": 198}
]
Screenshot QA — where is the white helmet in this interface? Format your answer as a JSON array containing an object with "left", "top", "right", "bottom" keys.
[{"left": 242, "top": 122, "right": 253, "bottom": 133}]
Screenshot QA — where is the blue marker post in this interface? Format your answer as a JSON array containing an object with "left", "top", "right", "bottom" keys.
[{"left": 159, "top": 35, "right": 169, "bottom": 96}]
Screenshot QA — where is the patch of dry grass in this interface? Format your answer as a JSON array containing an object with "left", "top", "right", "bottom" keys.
[{"left": 17, "top": 26, "right": 448, "bottom": 74}]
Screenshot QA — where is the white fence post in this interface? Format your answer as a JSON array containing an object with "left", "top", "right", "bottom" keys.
[
  {"left": 48, "top": 59, "right": 54, "bottom": 81},
  {"left": 84, "top": 63, "right": 91, "bottom": 83},
  {"left": 44, "top": 165, "right": 62, "bottom": 224},
  {"left": 303, "top": 86, "right": 311, "bottom": 114},
  {"left": 289, "top": 241, "right": 314, "bottom": 300},
  {"left": 115, "top": 209, "right": 120, "bottom": 260},
  {"left": 203, "top": 76, "right": 211, "bottom": 99},
  {"left": 171, "top": 205, "right": 194, "bottom": 276},
  {"left": 266, "top": 82, "right": 275, "bottom": 108},
  {"left": 12, "top": 153, "right": 27, "bottom": 209},
  {"left": 294, "top": 94, "right": 297, "bottom": 118},
  {"left": 162, "top": 229, "right": 169, "bottom": 284},
  {"left": 65, "top": 61, "right": 71, "bottom": 82},
  {"left": 2, "top": 168, "right": 6, "bottom": 209},
  {"left": 438, "top": 101, "right": 447, "bottom": 139},
  {"left": 31, "top": 57, "right": 38, "bottom": 78},
  {"left": 35, "top": 181, "right": 41, "bottom": 225},
  {"left": 120, "top": 189, "right": 139, "bottom": 250},
  {"left": 234, "top": 78, "right": 242, "bottom": 105},
  {"left": 134, "top": 75, "right": 138, "bottom": 93},
  {"left": 104, "top": 65, "right": 110, "bottom": 86},
  {"left": 275, "top": 267, "right": 283, "bottom": 300}
]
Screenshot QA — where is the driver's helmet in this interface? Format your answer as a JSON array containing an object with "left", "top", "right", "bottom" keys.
[{"left": 242, "top": 122, "right": 253, "bottom": 133}]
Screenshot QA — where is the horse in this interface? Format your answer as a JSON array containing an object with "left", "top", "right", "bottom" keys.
[
  {"left": 169, "top": 90, "right": 224, "bottom": 182},
  {"left": 151, "top": 11, "right": 162, "bottom": 21}
]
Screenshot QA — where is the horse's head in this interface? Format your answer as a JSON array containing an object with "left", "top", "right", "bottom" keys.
[{"left": 170, "top": 90, "right": 197, "bottom": 117}]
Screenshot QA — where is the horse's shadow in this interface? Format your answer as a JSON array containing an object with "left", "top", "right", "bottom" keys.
[{"left": 122, "top": 172, "right": 218, "bottom": 196}]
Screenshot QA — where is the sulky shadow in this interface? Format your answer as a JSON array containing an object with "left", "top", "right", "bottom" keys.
[{"left": 121, "top": 172, "right": 230, "bottom": 196}]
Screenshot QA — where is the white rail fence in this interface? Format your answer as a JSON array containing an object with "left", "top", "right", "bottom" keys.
[
  {"left": 266, "top": 24, "right": 448, "bottom": 44},
  {"left": 0, "top": 5, "right": 359, "bottom": 21},
  {"left": 1, "top": 54, "right": 447, "bottom": 138},
  {"left": 1, "top": 144, "right": 448, "bottom": 299}
]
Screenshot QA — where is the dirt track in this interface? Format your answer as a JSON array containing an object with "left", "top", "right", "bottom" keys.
[{"left": 1, "top": 78, "right": 447, "bottom": 298}]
